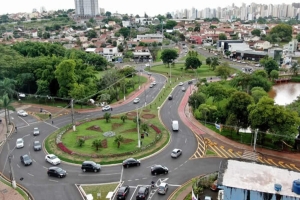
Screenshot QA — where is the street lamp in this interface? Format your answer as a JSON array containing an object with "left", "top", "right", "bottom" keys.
[{"left": 136, "top": 106, "right": 141, "bottom": 148}]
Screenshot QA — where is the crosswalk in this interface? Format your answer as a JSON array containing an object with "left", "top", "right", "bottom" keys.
[
  {"left": 189, "top": 134, "right": 206, "bottom": 159},
  {"left": 201, "top": 138, "right": 300, "bottom": 172}
]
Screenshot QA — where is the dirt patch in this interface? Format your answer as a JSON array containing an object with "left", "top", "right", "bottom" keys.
[
  {"left": 76, "top": 135, "right": 98, "bottom": 140},
  {"left": 141, "top": 114, "right": 156, "bottom": 119},
  {"left": 126, "top": 112, "right": 137, "bottom": 117},
  {"left": 112, "top": 123, "right": 123, "bottom": 130},
  {"left": 143, "top": 109, "right": 150, "bottom": 112},
  {"left": 121, "top": 128, "right": 137, "bottom": 133},
  {"left": 87, "top": 125, "right": 103, "bottom": 132},
  {"left": 101, "top": 139, "right": 108, "bottom": 148},
  {"left": 121, "top": 138, "right": 134, "bottom": 144}
]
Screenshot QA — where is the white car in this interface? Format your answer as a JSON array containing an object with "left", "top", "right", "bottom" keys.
[
  {"left": 171, "top": 148, "right": 182, "bottom": 158},
  {"left": 178, "top": 82, "right": 184, "bottom": 86},
  {"left": 152, "top": 81, "right": 156, "bottom": 85},
  {"left": 16, "top": 138, "right": 24, "bottom": 149},
  {"left": 33, "top": 127, "right": 40, "bottom": 136},
  {"left": 133, "top": 98, "right": 140, "bottom": 104},
  {"left": 102, "top": 105, "right": 111, "bottom": 111},
  {"left": 17, "top": 110, "right": 28, "bottom": 117},
  {"left": 45, "top": 154, "right": 61, "bottom": 165},
  {"left": 255, "top": 64, "right": 261, "bottom": 67}
]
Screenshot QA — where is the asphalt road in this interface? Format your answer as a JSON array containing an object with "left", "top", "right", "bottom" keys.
[{"left": 0, "top": 58, "right": 224, "bottom": 200}]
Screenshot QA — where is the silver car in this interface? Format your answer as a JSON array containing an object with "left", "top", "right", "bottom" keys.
[
  {"left": 16, "top": 138, "right": 24, "bottom": 148},
  {"left": 33, "top": 127, "right": 40, "bottom": 136},
  {"left": 171, "top": 148, "right": 182, "bottom": 158},
  {"left": 133, "top": 98, "right": 140, "bottom": 104},
  {"left": 157, "top": 183, "right": 168, "bottom": 195}
]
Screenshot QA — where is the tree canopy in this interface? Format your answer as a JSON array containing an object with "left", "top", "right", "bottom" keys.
[{"left": 160, "top": 49, "right": 178, "bottom": 67}]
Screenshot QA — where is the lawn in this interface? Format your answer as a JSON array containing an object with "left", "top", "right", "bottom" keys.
[
  {"left": 179, "top": 53, "right": 206, "bottom": 62},
  {"left": 155, "top": 50, "right": 162, "bottom": 62},
  {"left": 61, "top": 118, "right": 157, "bottom": 155},
  {"left": 81, "top": 183, "right": 119, "bottom": 200}
]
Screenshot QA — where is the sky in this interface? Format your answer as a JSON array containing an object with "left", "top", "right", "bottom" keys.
[{"left": 1, "top": 0, "right": 297, "bottom": 16}]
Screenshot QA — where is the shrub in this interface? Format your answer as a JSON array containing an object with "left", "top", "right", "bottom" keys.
[{"left": 57, "top": 142, "right": 73, "bottom": 154}]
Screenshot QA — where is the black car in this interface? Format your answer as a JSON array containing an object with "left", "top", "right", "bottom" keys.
[
  {"left": 81, "top": 161, "right": 101, "bottom": 172},
  {"left": 188, "top": 80, "right": 193, "bottom": 84},
  {"left": 151, "top": 165, "right": 168, "bottom": 175},
  {"left": 136, "top": 186, "right": 149, "bottom": 200},
  {"left": 168, "top": 95, "right": 173, "bottom": 100},
  {"left": 20, "top": 154, "right": 32, "bottom": 166},
  {"left": 122, "top": 158, "right": 141, "bottom": 168},
  {"left": 33, "top": 141, "right": 42, "bottom": 151},
  {"left": 116, "top": 185, "right": 130, "bottom": 199},
  {"left": 47, "top": 167, "right": 67, "bottom": 178}
]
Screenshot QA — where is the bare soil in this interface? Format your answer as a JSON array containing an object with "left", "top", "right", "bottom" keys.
[
  {"left": 141, "top": 114, "right": 156, "bottom": 119},
  {"left": 143, "top": 109, "right": 150, "bottom": 112},
  {"left": 121, "top": 128, "right": 137, "bottom": 133},
  {"left": 122, "top": 138, "right": 134, "bottom": 144},
  {"left": 101, "top": 139, "right": 108, "bottom": 148},
  {"left": 126, "top": 112, "right": 137, "bottom": 116},
  {"left": 87, "top": 125, "right": 103, "bottom": 132},
  {"left": 112, "top": 123, "right": 123, "bottom": 130}
]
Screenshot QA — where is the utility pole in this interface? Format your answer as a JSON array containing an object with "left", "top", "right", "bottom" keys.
[
  {"left": 144, "top": 85, "right": 147, "bottom": 106},
  {"left": 123, "top": 84, "right": 126, "bottom": 101},
  {"left": 138, "top": 68, "right": 141, "bottom": 90},
  {"left": 136, "top": 107, "right": 141, "bottom": 148},
  {"left": 6, "top": 133, "right": 16, "bottom": 189},
  {"left": 253, "top": 129, "right": 258, "bottom": 152},
  {"left": 71, "top": 99, "right": 76, "bottom": 131}
]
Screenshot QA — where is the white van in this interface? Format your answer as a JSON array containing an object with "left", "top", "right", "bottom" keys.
[{"left": 172, "top": 121, "right": 179, "bottom": 131}]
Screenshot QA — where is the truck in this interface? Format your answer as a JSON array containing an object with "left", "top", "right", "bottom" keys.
[{"left": 172, "top": 120, "right": 179, "bottom": 131}]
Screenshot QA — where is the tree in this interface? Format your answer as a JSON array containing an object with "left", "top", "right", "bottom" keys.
[
  {"left": 120, "top": 115, "right": 127, "bottom": 123},
  {"left": 194, "top": 26, "right": 200, "bottom": 32},
  {"left": 269, "top": 24, "right": 292, "bottom": 42},
  {"left": 219, "top": 33, "right": 227, "bottom": 40},
  {"left": 257, "top": 17, "right": 267, "bottom": 24},
  {"left": 185, "top": 56, "right": 202, "bottom": 70},
  {"left": 92, "top": 139, "right": 102, "bottom": 151},
  {"left": 259, "top": 56, "right": 279, "bottom": 75},
  {"left": 86, "top": 30, "right": 97, "bottom": 40},
  {"left": 269, "top": 70, "right": 279, "bottom": 80},
  {"left": 188, "top": 92, "right": 206, "bottom": 109},
  {"left": 0, "top": 78, "right": 16, "bottom": 98},
  {"left": 211, "top": 57, "right": 219, "bottom": 70},
  {"left": 251, "top": 87, "right": 268, "bottom": 103},
  {"left": 119, "top": 27, "right": 130, "bottom": 38},
  {"left": 166, "top": 13, "right": 172, "bottom": 19},
  {"left": 206, "top": 57, "right": 211, "bottom": 66},
  {"left": 161, "top": 49, "right": 178, "bottom": 67},
  {"left": 133, "top": 116, "right": 141, "bottom": 124},
  {"left": 225, "top": 51, "right": 231, "bottom": 58},
  {"left": 251, "top": 29, "right": 261, "bottom": 37},
  {"left": 0, "top": 94, "right": 15, "bottom": 129},
  {"left": 165, "top": 20, "right": 177, "bottom": 29},
  {"left": 105, "top": 11, "right": 111, "bottom": 17},
  {"left": 117, "top": 44, "right": 124, "bottom": 52},
  {"left": 77, "top": 138, "right": 85, "bottom": 147},
  {"left": 196, "top": 104, "right": 217, "bottom": 124},
  {"left": 103, "top": 112, "right": 111, "bottom": 123},
  {"left": 114, "top": 135, "right": 124, "bottom": 148},
  {"left": 54, "top": 59, "right": 77, "bottom": 97},
  {"left": 69, "top": 83, "right": 87, "bottom": 108},
  {"left": 215, "top": 62, "right": 231, "bottom": 80},
  {"left": 290, "top": 62, "right": 299, "bottom": 75},
  {"left": 226, "top": 91, "right": 254, "bottom": 133},
  {"left": 141, "top": 123, "right": 149, "bottom": 132},
  {"left": 112, "top": 41, "right": 117, "bottom": 47},
  {"left": 297, "top": 33, "right": 300, "bottom": 42}
]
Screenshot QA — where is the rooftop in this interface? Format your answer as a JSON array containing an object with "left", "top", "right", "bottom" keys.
[{"left": 219, "top": 159, "right": 300, "bottom": 198}]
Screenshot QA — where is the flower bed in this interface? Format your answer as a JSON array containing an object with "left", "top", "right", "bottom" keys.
[
  {"left": 150, "top": 124, "right": 161, "bottom": 134},
  {"left": 57, "top": 142, "right": 73, "bottom": 154}
]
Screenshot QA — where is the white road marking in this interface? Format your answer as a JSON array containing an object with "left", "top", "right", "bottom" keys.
[
  {"left": 78, "top": 173, "right": 120, "bottom": 176},
  {"left": 17, "top": 164, "right": 20, "bottom": 168},
  {"left": 18, "top": 116, "right": 30, "bottom": 126},
  {"left": 169, "top": 184, "right": 181, "bottom": 187},
  {"left": 135, "top": 179, "right": 139, "bottom": 181},
  {"left": 28, "top": 151, "right": 30, "bottom": 155},
  {"left": 120, "top": 165, "right": 124, "bottom": 182},
  {"left": 179, "top": 164, "right": 183, "bottom": 167},
  {"left": 43, "top": 121, "right": 59, "bottom": 129},
  {"left": 185, "top": 138, "right": 187, "bottom": 143},
  {"left": 11, "top": 117, "right": 14, "bottom": 120},
  {"left": 33, "top": 159, "right": 36, "bottom": 163},
  {"left": 28, "top": 173, "right": 34, "bottom": 176},
  {"left": 43, "top": 166, "right": 48, "bottom": 170},
  {"left": 174, "top": 168, "right": 178, "bottom": 170},
  {"left": 129, "top": 186, "right": 137, "bottom": 188},
  {"left": 23, "top": 134, "right": 30, "bottom": 138},
  {"left": 49, "top": 179, "right": 58, "bottom": 183},
  {"left": 142, "top": 177, "right": 147, "bottom": 179},
  {"left": 128, "top": 180, "right": 132, "bottom": 181}
]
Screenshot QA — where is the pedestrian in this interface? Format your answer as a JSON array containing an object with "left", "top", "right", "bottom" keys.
[
  {"left": 15, "top": 126, "right": 17, "bottom": 133},
  {"left": 49, "top": 113, "right": 52, "bottom": 119},
  {"left": 110, "top": 107, "right": 113, "bottom": 111},
  {"left": 52, "top": 120, "right": 54, "bottom": 125}
]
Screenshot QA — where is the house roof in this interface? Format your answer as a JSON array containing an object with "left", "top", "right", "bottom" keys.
[{"left": 219, "top": 159, "right": 300, "bottom": 198}]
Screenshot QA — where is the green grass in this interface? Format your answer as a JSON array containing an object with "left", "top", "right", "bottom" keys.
[
  {"left": 205, "top": 149, "right": 217, "bottom": 156},
  {"left": 62, "top": 118, "right": 156, "bottom": 155},
  {"left": 81, "top": 183, "right": 119, "bottom": 200},
  {"left": 96, "top": 69, "right": 112, "bottom": 79},
  {"left": 35, "top": 113, "right": 50, "bottom": 120},
  {"left": 0, "top": 177, "right": 29, "bottom": 199},
  {"left": 179, "top": 54, "right": 206, "bottom": 62},
  {"left": 155, "top": 50, "right": 162, "bottom": 62},
  {"left": 169, "top": 180, "right": 193, "bottom": 200}
]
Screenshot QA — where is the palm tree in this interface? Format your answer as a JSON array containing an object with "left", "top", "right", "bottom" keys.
[
  {"left": 141, "top": 123, "right": 149, "bottom": 132},
  {"left": 103, "top": 113, "right": 111, "bottom": 123},
  {"left": 0, "top": 94, "right": 15, "bottom": 132},
  {"left": 120, "top": 115, "right": 127, "bottom": 123},
  {"left": 290, "top": 62, "right": 299, "bottom": 76},
  {"left": 92, "top": 139, "right": 102, "bottom": 151},
  {"left": 114, "top": 135, "right": 124, "bottom": 148},
  {"left": 0, "top": 78, "right": 16, "bottom": 98}
]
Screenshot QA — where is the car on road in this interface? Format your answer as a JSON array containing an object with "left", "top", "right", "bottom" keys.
[
  {"left": 152, "top": 81, "right": 156, "bottom": 85},
  {"left": 181, "top": 87, "right": 186, "bottom": 92},
  {"left": 171, "top": 148, "right": 182, "bottom": 158},
  {"left": 255, "top": 63, "right": 261, "bottom": 67},
  {"left": 241, "top": 61, "right": 246, "bottom": 64},
  {"left": 47, "top": 167, "right": 67, "bottom": 178},
  {"left": 136, "top": 186, "right": 149, "bottom": 200},
  {"left": 178, "top": 82, "right": 184, "bottom": 86},
  {"left": 149, "top": 84, "right": 154, "bottom": 88},
  {"left": 116, "top": 185, "right": 130, "bottom": 199},
  {"left": 205, "top": 196, "right": 212, "bottom": 200},
  {"left": 188, "top": 80, "right": 193, "bottom": 84},
  {"left": 20, "top": 154, "right": 32, "bottom": 166},
  {"left": 81, "top": 161, "right": 101, "bottom": 172},
  {"left": 33, "top": 141, "right": 42, "bottom": 151},
  {"left": 45, "top": 154, "right": 61, "bottom": 165},
  {"left": 122, "top": 158, "right": 141, "bottom": 168},
  {"left": 17, "top": 110, "right": 28, "bottom": 117},
  {"left": 33, "top": 127, "right": 40, "bottom": 136},
  {"left": 168, "top": 95, "right": 173, "bottom": 100},
  {"left": 16, "top": 138, "right": 24, "bottom": 149},
  {"left": 157, "top": 183, "right": 168, "bottom": 195},
  {"left": 151, "top": 165, "right": 168, "bottom": 175},
  {"left": 102, "top": 105, "right": 111, "bottom": 111},
  {"left": 133, "top": 98, "right": 140, "bottom": 104}
]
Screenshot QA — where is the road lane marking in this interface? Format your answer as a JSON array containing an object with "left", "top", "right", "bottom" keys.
[
  {"left": 18, "top": 116, "right": 30, "bottom": 126},
  {"left": 33, "top": 159, "right": 36, "bottom": 163},
  {"left": 28, "top": 173, "right": 34, "bottom": 176},
  {"left": 278, "top": 161, "right": 286, "bottom": 168},
  {"left": 43, "top": 166, "right": 48, "bottom": 170},
  {"left": 49, "top": 179, "right": 58, "bottom": 182},
  {"left": 290, "top": 164, "right": 300, "bottom": 171},
  {"left": 285, "top": 164, "right": 293, "bottom": 170},
  {"left": 267, "top": 159, "right": 278, "bottom": 166},
  {"left": 78, "top": 173, "right": 120, "bottom": 176},
  {"left": 17, "top": 164, "right": 20, "bottom": 168}
]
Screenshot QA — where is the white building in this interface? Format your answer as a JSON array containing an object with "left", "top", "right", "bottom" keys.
[
  {"left": 136, "top": 34, "right": 163, "bottom": 43},
  {"left": 74, "top": 0, "right": 99, "bottom": 17}
]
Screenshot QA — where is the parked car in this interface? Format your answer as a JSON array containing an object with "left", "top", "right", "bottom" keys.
[
  {"left": 17, "top": 110, "right": 28, "bottom": 117},
  {"left": 33, "top": 127, "right": 40, "bottom": 136},
  {"left": 16, "top": 138, "right": 24, "bottom": 149},
  {"left": 151, "top": 165, "right": 168, "bottom": 175},
  {"left": 168, "top": 95, "right": 173, "bottom": 100},
  {"left": 20, "top": 154, "right": 32, "bottom": 166},
  {"left": 47, "top": 167, "right": 67, "bottom": 178},
  {"left": 45, "top": 154, "right": 61, "bottom": 165},
  {"left": 122, "top": 158, "right": 141, "bottom": 168},
  {"left": 157, "top": 183, "right": 168, "bottom": 194},
  {"left": 178, "top": 82, "right": 184, "bottom": 86},
  {"left": 136, "top": 186, "right": 149, "bottom": 200},
  {"left": 81, "top": 161, "right": 101, "bottom": 172},
  {"left": 171, "top": 148, "right": 182, "bottom": 158},
  {"left": 33, "top": 141, "right": 42, "bottom": 151},
  {"left": 116, "top": 185, "right": 130, "bottom": 199},
  {"left": 133, "top": 98, "right": 140, "bottom": 104},
  {"left": 102, "top": 105, "right": 111, "bottom": 111}
]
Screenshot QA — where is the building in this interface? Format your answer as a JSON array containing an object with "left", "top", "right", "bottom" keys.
[
  {"left": 218, "top": 159, "right": 300, "bottom": 200},
  {"left": 136, "top": 34, "right": 163, "bottom": 43},
  {"left": 132, "top": 46, "right": 152, "bottom": 62},
  {"left": 74, "top": 0, "right": 99, "bottom": 17}
]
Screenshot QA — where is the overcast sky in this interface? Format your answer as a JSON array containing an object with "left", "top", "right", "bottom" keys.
[{"left": 1, "top": 0, "right": 297, "bottom": 16}]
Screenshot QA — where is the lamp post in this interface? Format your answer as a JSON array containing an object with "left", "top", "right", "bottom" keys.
[
  {"left": 6, "top": 133, "right": 16, "bottom": 189},
  {"left": 123, "top": 83, "right": 126, "bottom": 101},
  {"left": 136, "top": 106, "right": 141, "bottom": 148},
  {"left": 144, "top": 84, "right": 147, "bottom": 106}
]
